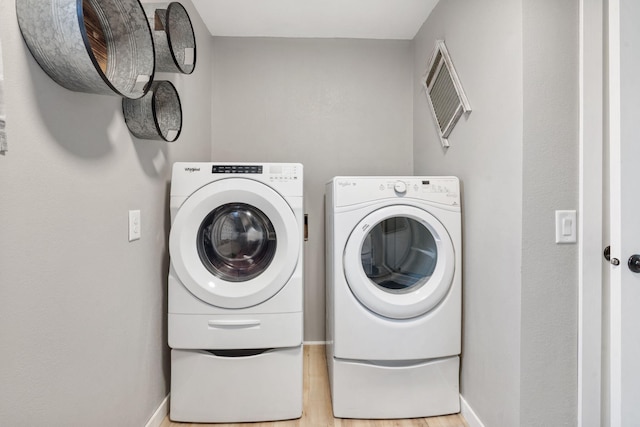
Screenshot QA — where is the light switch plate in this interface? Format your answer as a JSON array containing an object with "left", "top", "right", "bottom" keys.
[
  {"left": 555, "top": 210, "right": 577, "bottom": 244},
  {"left": 129, "top": 210, "right": 141, "bottom": 242}
]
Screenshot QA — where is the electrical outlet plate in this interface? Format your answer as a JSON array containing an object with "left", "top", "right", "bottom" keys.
[{"left": 129, "top": 210, "right": 141, "bottom": 242}]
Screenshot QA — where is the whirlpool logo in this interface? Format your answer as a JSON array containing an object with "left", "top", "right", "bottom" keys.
[{"left": 184, "top": 167, "right": 200, "bottom": 173}]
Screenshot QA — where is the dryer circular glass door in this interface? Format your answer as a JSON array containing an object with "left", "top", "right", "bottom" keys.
[
  {"left": 169, "top": 178, "right": 300, "bottom": 308},
  {"left": 343, "top": 205, "right": 455, "bottom": 319}
]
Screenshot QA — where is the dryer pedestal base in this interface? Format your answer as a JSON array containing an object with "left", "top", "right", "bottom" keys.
[
  {"left": 170, "top": 346, "right": 303, "bottom": 423},
  {"left": 329, "top": 355, "right": 460, "bottom": 419}
]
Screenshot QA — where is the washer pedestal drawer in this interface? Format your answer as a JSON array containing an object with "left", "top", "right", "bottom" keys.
[
  {"left": 168, "top": 312, "right": 302, "bottom": 349},
  {"left": 170, "top": 346, "right": 303, "bottom": 423},
  {"left": 330, "top": 355, "right": 460, "bottom": 419}
]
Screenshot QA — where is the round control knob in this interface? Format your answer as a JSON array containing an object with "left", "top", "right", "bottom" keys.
[{"left": 394, "top": 181, "right": 407, "bottom": 194}]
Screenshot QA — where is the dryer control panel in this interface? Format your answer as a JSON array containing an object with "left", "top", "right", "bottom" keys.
[{"left": 333, "top": 176, "right": 460, "bottom": 208}]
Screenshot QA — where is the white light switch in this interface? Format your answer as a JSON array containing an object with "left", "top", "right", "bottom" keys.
[
  {"left": 555, "top": 210, "right": 576, "bottom": 244},
  {"left": 129, "top": 210, "right": 141, "bottom": 242}
]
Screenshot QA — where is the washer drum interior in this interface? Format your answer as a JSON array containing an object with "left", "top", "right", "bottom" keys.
[
  {"left": 122, "top": 80, "right": 182, "bottom": 142},
  {"left": 145, "top": 2, "right": 196, "bottom": 74},
  {"left": 16, "top": 0, "right": 155, "bottom": 99}
]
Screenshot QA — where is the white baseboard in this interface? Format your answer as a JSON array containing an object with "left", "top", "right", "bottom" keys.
[
  {"left": 460, "top": 395, "right": 485, "bottom": 427},
  {"left": 303, "top": 340, "right": 328, "bottom": 345},
  {"left": 145, "top": 395, "right": 169, "bottom": 427}
]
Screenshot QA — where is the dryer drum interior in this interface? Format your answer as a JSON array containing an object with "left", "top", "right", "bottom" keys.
[{"left": 361, "top": 216, "right": 438, "bottom": 294}]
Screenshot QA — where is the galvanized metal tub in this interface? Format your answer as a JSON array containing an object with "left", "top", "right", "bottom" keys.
[
  {"left": 145, "top": 2, "right": 196, "bottom": 74},
  {"left": 16, "top": 0, "right": 155, "bottom": 98},
  {"left": 122, "top": 80, "right": 182, "bottom": 142}
]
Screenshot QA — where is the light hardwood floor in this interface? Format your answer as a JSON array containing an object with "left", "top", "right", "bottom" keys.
[{"left": 160, "top": 345, "right": 468, "bottom": 427}]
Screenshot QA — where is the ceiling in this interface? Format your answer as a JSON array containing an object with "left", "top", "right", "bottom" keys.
[{"left": 190, "top": 0, "right": 440, "bottom": 40}]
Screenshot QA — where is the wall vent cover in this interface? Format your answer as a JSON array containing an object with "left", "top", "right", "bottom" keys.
[{"left": 423, "top": 40, "right": 471, "bottom": 148}]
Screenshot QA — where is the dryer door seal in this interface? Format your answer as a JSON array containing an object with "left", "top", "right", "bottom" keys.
[
  {"left": 170, "top": 178, "right": 300, "bottom": 309},
  {"left": 343, "top": 205, "right": 455, "bottom": 319}
]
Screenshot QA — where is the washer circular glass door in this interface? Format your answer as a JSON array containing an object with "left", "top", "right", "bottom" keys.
[
  {"left": 343, "top": 205, "right": 455, "bottom": 319},
  {"left": 198, "top": 203, "right": 276, "bottom": 282},
  {"left": 169, "top": 178, "right": 300, "bottom": 308}
]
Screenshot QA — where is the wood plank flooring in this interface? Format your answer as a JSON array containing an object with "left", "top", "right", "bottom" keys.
[{"left": 160, "top": 345, "right": 468, "bottom": 427}]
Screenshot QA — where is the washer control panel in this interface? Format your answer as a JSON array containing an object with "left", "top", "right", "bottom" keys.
[
  {"left": 266, "top": 164, "right": 301, "bottom": 182},
  {"left": 212, "top": 164, "right": 263, "bottom": 174},
  {"left": 209, "top": 163, "right": 301, "bottom": 181},
  {"left": 171, "top": 162, "right": 303, "bottom": 198}
]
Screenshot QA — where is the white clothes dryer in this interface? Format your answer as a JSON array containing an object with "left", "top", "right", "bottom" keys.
[
  {"left": 168, "top": 162, "right": 303, "bottom": 423},
  {"left": 326, "top": 176, "right": 461, "bottom": 419}
]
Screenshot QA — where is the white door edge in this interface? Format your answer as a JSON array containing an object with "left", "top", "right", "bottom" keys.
[
  {"left": 578, "top": 0, "right": 605, "bottom": 426},
  {"left": 608, "top": 1, "right": 625, "bottom": 425}
]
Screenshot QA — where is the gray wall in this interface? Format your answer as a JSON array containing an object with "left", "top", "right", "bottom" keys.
[
  {"left": 413, "top": 0, "right": 578, "bottom": 426},
  {"left": 520, "top": 1, "right": 579, "bottom": 425},
  {"left": 210, "top": 37, "right": 414, "bottom": 341},
  {"left": 0, "top": 1, "right": 212, "bottom": 425},
  {"left": 0, "top": 0, "right": 580, "bottom": 424},
  {"left": 413, "top": 1, "right": 523, "bottom": 425}
]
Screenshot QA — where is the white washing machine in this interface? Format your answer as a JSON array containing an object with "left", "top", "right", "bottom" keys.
[
  {"left": 168, "top": 162, "right": 303, "bottom": 423},
  {"left": 326, "top": 176, "right": 461, "bottom": 419}
]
